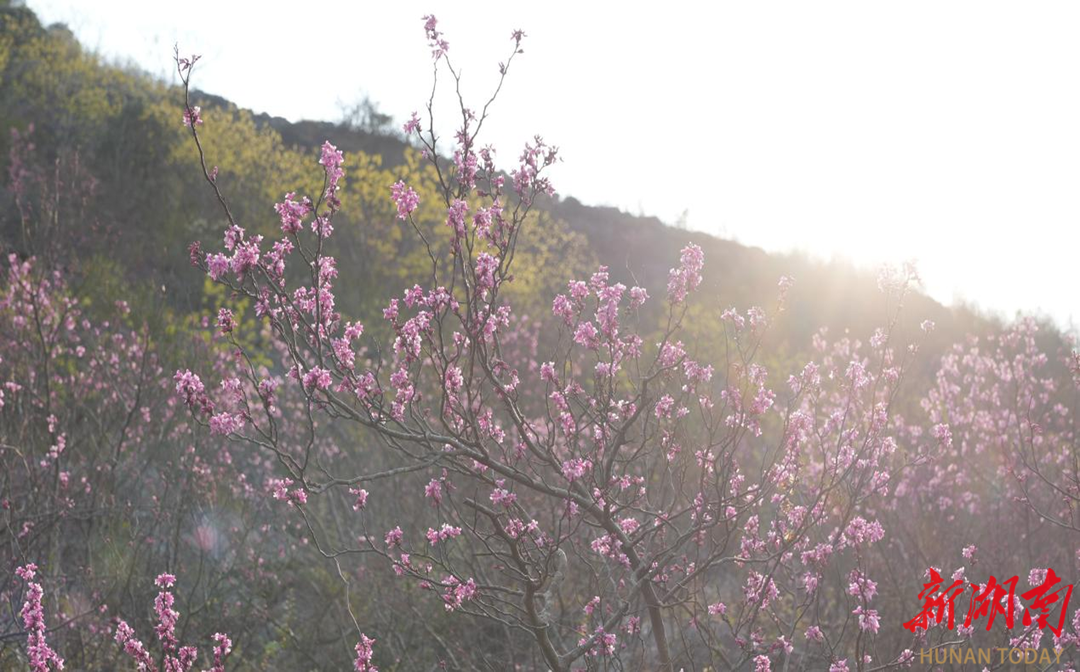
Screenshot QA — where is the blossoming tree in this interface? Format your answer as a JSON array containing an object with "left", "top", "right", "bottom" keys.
[
  {"left": 169, "top": 17, "right": 986, "bottom": 672},
  {"left": 4, "top": 12, "right": 1080, "bottom": 672}
]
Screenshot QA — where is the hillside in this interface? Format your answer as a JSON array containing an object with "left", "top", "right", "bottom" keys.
[{"left": 0, "top": 2, "right": 1014, "bottom": 369}]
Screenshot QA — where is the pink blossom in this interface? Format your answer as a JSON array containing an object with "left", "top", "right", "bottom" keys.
[
  {"left": 579, "top": 626, "right": 617, "bottom": 657},
  {"left": 385, "top": 526, "right": 403, "bottom": 547},
  {"left": 275, "top": 192, "right": 311, "bottom": 234},
  {"left": 490, "top": 482, "right": 517, "bottom": 508},
  {"left": 442, "top": 576, "right": 477, "bottom": 611},
  {"left": 573, "top": 321, "right": 599, "bottom": 349},
  {"left": 206, "top": 633, "right": 232, "bottom": 672},
  {"left": 552, "top": 294, "right": 575, "bottom": 324},
  {"left": 354, "top": 633, "right": 378, "bottom": 672},
  {"left": 230, "top": 238, "right": 261, "bottom": 277},
  {"left": 510, "top": 136, "right": 557, "bottom": 204},
  {"left": 174, "top": 369, "right": 209, "bottom": 412},
  {"left": 350, "top": 487, "right": 369, "bottom": 511},
  {"left": 444, "top": 366, "right": 464, "bottom": 394},
  {"left": 667, "top": 243, "right": 704, "bottom": 304},
  {"left": 426, "top": 523, "right": 462, "bottom": 545},
  {"left": 153, "top": 574, "right": 180, "bottom": 652},
  {"left": 561, "top": 457, "right": 592, "bottom": 482},
  {"left": 216, "top": 308, "right": 234, "bottom": 334},
  {"left": 744, "top": 571, "right": 779, "bottom": 608},
  {"left": 182, "top": 105, "right": 202, "bottom": 127},
  {"left": 447, "top": 199, "right": 469, "bottom": 240},
  {"left": 422, "top": 14, "right": 450, "bottom": 59},
  {"left": 269, "top": 477, "right": 307, "bottom": 507},
  {"left": 654, "top": 394, "right": 675, "bottom": 419},
  {"left": 474, "top": 253, "right": 500, "bottom": 292},
  {"left": 425, "top": 478, "right": 443, "bottom": 505},
  {"left": 17, "top": 564, "right": 65, "bottom": 672},
  {"left": 320, "top": 141, "right": 345, "bottom": 205},
  {"left": 390, "top": 181, "right": 419, "bottom": 220},
  {"left": 853, "top": 606, "right": 880, "bottom": 634},
  {"left": 584, "top": 595, "right": 600, "bottom": 615},
  {"left": 302, "top": 367, "right": 333, "bottom": 392},
  {"left": 843, "top": 516, "right": 884, "bottom": 547},
  {"left": 209, "top": 412, "right": 243, "bottom": 436},
  {"left": 115, "top": 620, "right": 154, "bottom": 671}
]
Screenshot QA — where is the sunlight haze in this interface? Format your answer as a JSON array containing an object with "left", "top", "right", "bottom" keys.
[{"left": 26, "top": 0, "right": 1079, "bottom": 327}]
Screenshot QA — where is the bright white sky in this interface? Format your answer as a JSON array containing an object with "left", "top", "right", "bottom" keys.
[{"left": 26, "top": 0, "right": 1079, "bottom": 328}]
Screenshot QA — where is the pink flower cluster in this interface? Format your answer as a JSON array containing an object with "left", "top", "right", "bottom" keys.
[
  {"left": 390, "top": 180, "right": 419, "bottom": 220},
  {"left": 320, "top": 141, "right": 345, "bottom": 210},
  {"left": 275, "top": 191, "right": 312, "bottom": 235},
  {"left": 182, "top": 105, "right": 202, "bottom": 127},
  {"left": 269, "top": 477, "right": 308, "bottom": 506},
  {"left": 422, "top": 14, "right": 449, "bottom": 59},
  {"left": 16, "top": 564, "right": 65, "bottom": 672},
  {"left": 441, "top": 576, "right": 477, "bottom": 612},
  {"left": 114, "top": 573, "right": 219, "bottom": 672},
  {"left": 666, "top": 243, "right": 704, "bottom": 304},
  {"left": 354, "top": 633, "right": 377, "bottom": 672},
  {"left": 425, "top": 523, "right": 463, "bottom": 545}
]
